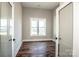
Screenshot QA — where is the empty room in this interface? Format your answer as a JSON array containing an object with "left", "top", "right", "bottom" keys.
[
  {"left": 15, "top": 2, "right": 59, "bottom": 57},
  {"left": 0, "top": 2, "right": 79, "bottom": 57}
]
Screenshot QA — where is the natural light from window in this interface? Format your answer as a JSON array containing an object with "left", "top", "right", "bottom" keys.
[{"left": 30, "top": 17, "right": 46, "bottom": 36}]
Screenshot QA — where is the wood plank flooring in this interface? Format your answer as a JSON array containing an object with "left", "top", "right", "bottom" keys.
[{"left": 16, "top": 40, "right": 56, "bottom": 57}]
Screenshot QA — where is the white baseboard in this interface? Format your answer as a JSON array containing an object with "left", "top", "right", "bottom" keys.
[
  {"left": 22, "top": 39, "right": 56, "bottom": 42},
  {"left": 14, "top": 41, "right": 22, "bottom": 57},
  {"left": 52, "top": 39, "right": 56, "bottom": 42}
]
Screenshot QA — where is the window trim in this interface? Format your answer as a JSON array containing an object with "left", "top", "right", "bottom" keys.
[{"left": 30, "top": 18, "right": 46, "bottom": 36}]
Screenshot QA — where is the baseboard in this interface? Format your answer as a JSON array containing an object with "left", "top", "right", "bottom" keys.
[
  {"left": 52, "top": 39, "right": 56, "bottom": 42},
  {"left": 14, "top": 41, "right": 22, "bottom": 57},
  {"left": 22, "top": 39, "right": 56, "bottom": 42}
]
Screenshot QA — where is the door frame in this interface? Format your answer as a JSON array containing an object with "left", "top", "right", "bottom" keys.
[
  {"left": 55, "top": 2, "right": 71, "bottom": 57},
  {"left": 9, "top": 2, "right": 14, "bottom": 57}
]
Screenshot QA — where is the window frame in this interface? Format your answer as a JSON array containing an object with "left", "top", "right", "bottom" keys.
[{"left": 30, "top": 18, "right": 46, "bottom": 36}]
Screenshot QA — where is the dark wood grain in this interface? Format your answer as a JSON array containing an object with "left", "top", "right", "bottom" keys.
[{"left": 16, "top": 40, "right": 56, "bottom": 57}]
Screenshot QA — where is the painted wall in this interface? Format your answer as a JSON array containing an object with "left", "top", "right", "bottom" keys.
[
  {"left": 52, "top": 6, "right": 59, "bottom": 41},
  {"left": 73, "top": 3, "right": 79, "bottom": 57},
  {"left": 14, "top": 2, "right": 22, "bottom": 56},
  {"left": 0, "top": 3, "right": 1, "bottom": 57},
  {"left": 22, "top": 7, "right": 53, "bottom": 41},
  {"left": 59, "top": 2, "right": 64, "bottom": 6}
]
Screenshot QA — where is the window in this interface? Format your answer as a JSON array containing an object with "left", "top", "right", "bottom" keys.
[{"left": 31, "top": 18, "right": 46, "bottom": 36}]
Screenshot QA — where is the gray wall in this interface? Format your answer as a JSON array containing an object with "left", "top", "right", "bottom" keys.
[{"left": 22, "top": 7, "right": 53, "bottom": 41}]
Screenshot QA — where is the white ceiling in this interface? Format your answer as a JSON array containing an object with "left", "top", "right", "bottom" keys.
[{"left": 22, "top": 2, "right": 59, "bottom": 10}]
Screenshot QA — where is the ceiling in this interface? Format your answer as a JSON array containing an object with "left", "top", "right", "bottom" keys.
[{"left": 22, "top": 2, "right": 59, "bottom": 10}]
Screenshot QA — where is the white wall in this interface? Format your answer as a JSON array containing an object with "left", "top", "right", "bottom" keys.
[
  {"left": 73, "top": 3, "right": 79, "bottom": 57},
  {"left": 14, "top": 2, "right": 22, "bottom": 56},
  {"left": 22, "top": 7, "right": 53, "bottom": 41},
  {"left": 52, "top": 6, "right": 59, "bottom": 40},
  {"left": 59, "top": 2, "right": 64, "bottom": 6},
  {"left": 0, "top": 3, "right": 1, "bottom": 56}
]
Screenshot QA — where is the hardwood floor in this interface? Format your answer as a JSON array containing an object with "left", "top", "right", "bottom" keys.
[{"left": 16, "top": 40, "right": 56, "bottom": 57}]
